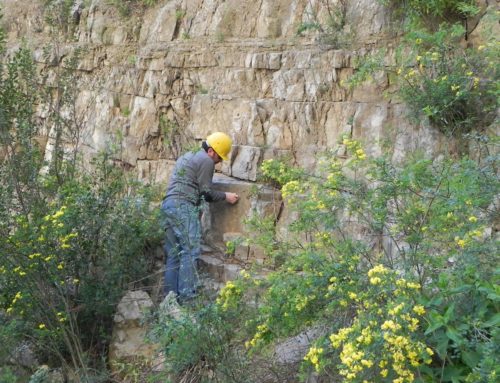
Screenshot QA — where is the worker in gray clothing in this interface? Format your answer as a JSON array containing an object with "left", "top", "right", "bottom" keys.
[{"left": 162, "top": 132, "right": 239, "bottom": 301}]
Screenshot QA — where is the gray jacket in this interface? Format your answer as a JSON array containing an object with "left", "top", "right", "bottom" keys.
[{"left": 164, "top": 149, "right": 226, "bottom": 205}]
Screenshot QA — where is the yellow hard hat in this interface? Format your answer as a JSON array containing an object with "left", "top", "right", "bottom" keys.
[{"left": 206, "top": 132, "right": 232, "bottom": 161}]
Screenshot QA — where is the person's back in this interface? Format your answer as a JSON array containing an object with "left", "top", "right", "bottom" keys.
[{"left": 165, "top": 149, "right": 225, "bottom": 206}]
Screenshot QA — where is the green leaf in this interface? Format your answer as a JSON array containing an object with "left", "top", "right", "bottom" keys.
[
  {"left": 435, "top": 332, "right": 450, "bottom": 359},
  {"left": 425, "top": 312, "right": 444, "bottom": 334},
  {"left": 461, "top": 350, "right": 480, "bottom": 369},
  {"left": 486, "top": 292, "right": 500, "bottom": 301},
  {"left": 481, "top": 313, "right": 500, "bottom": 328},
  {"left": 443, "top": 303, "right": 456, "bottom": 324},
  {"left": 429, "top": 296, "right": 444, "bottom": 306},
  {"left": 446, "top": 327, "right": 462, "bottom": 345},
  {"left": 425, "top": 321, "right": 443, "bottom": 334},
  {"left": 450, "top": 284, "right": 472, "bottom": 294},
  {"left": 442, "top": 365, "right": 465, "bottom": 382}
]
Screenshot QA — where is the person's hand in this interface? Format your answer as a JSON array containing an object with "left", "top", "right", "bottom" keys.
[{"left": 225, "top": 192, "right": 239, "bottom": 204}]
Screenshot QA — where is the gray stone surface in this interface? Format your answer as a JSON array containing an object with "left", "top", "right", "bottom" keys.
[{"left": 109, "top": 291, "right": 157, "bottom": 361}]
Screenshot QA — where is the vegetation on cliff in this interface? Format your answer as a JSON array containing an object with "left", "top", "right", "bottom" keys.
[
  {"left": 0, "top": 1, "right": 498, "bottom": 382},
  {"left": 0, "top": 25, "right": 163, "bottom": 383}
]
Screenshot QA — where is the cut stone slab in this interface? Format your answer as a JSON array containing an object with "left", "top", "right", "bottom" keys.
[
  {"left": 109, "top": 290, "right": 157, "bottom": 362},
  {"left": 223, "top": 263, "right": 242, "bottom": 282},
  {"left": 198, "top": 254, "right": 224, "bottom": 282},
  {"left": 207, "top": 175, "right": 281, "bottom": 250}
]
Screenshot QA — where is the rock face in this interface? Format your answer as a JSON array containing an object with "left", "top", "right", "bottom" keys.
[
  {"left": 0, "top": 0, "right": 451, "bottom": 176},
  {"left": 109, "top": 290, "right": 157, "bottom": 362},
  {"left": 0, "top": 0, "right": 496, "bottom": 280}
]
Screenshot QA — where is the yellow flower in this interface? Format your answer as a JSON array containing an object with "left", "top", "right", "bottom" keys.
[
  {"left": 406, "top": 282, "right": 420, "bottom": 289},
  {"left": 361, "top": 359, "right": 373, "bottom": 367},
  {"left": 408, "top": 317, "right": 419, "bottom": 331},
  {"left": 468, "top": 216, "right": 477, "bottom": 223},
  {"left": 455, "top": 238, "right": 466, "bottom": 248},
  {"left": 477, "top": 45, "right": 485, "bottom": 51},
  {"left": 413, "top": 305, "right": 426, "bottom": 315},
  {"left": 38, "top": 324, "right": 46, "bottom": 330},
  {"left": 355, "top": 148, "right": 366, "bottom": 160},
  {"left": 304, "top": 346, "right": 324, "bottom": 372},
  {"left": 239, "top": 269, "right": 250, "bottom": 279},
  {"left": 368, "top": 264, "right": 388, "bottom": 277},
  {"left": 415, "top": 38, "right": 422, "bottom": 45},
  {"left": 370, "top": 277, "right": 381, "bottom": 285},
  {"left": 381, "top": 320, "right": 398, "bottom": 331}
]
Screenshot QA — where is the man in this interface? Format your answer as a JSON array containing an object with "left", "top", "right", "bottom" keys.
[{"left": 161, "top": 132, "right": 239, "bottom": 301}]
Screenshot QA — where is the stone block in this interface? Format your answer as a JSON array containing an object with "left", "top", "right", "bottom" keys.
[
  {"left": 206, "top": 175, "right": 281, "bottom": 250},
  {"left": 136, "top": 159, "right": 175, "bottom": 185},
  {"left": 139, "top": 1, "right": 178, "bottom": 44},
  {"left": 109, "top": 290, "right": 159, "bottom": 366},
  {"left": 198, "top": 254, "right": 224, "bottom": 282},
  {"left": 246, "top": 52, "right": 282, "bottom": 70},
  {"left": 129, "top": 96, "right": 158, "bottom": 141},
  {"left": 231, "top": 145, "right": 263, "bottom": 181},
  {"left": 234, "top": 244, "right": 250, "bottom": 262},
  {"left": 223, "top": 263, "right": 242, "bottom": 282},
  {"left": 248, "top": 245, "right": 266, "bottom": 263},
  {"left": 113, "top": 291, "right": 153, "bottom": 324}
]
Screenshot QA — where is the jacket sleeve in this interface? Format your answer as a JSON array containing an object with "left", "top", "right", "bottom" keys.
[{"left": 197, "top": 159, "right": 226, "bottom": 202}]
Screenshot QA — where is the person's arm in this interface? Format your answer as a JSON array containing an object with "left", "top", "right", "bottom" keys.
[
  {"left": 197, "top": 159, "right": 239, "bottom": 204},
  {"left": 197, "top": 160, "right": 226, "bottom": 202}
]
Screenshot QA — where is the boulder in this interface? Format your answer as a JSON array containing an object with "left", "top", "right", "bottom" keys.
[{"left": 109, "top": 290, "right": 157, "bottom": 362}]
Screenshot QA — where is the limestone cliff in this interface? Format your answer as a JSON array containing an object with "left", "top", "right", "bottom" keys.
[
  {"left": 0, "top": 0, "right": 453, "bottom": 180},
  {"left": 0, "top": 0, "right": 495, "bottom": 251}
]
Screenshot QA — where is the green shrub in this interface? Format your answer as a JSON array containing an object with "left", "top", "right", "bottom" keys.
[
  {"left": 156, "top": 137, "right": 498, "bottom": 382},
  {"left": 296, "top": 0, "right": 350, "bottom": 47},
  {"left": 150, "top": 296, "right": 255, "bottom": 383},
  {"left": 0, "top": 35, "right": 163, "bottom": 380},
  {"left": 345, "top": 22, "right": 498, "bottom": 137},
  {"left": 394, "top": 24, "right": 498, "bottom": 136},
  {"left": 224, "top": 138, "right": 499, "bottom": 382},
  {"left": 380, "top": 0, "right": 479, "bottom": 27}
]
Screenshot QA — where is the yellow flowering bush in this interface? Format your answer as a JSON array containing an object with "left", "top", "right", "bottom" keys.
[
  {"left": 394, "top": 23, "right": 498, "bottom": 135},
  {"left": 216, "top": 280, "right": 243, "bottom": 312},
  {"left": 325, "top": 266, "right": 433, "bottom": 382},
  {"left": 242, "top": 145, "right": 499, "bottom": 382}
]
